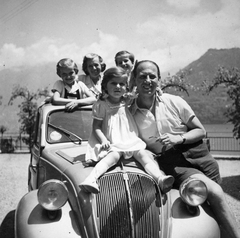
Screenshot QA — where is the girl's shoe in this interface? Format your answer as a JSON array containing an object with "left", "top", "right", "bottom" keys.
[
  {"left": 158, "top": 175, "right": 175, "bottom": 194},
  {"left": 80, "top": 180, "right": 99, "bottom": 194}
]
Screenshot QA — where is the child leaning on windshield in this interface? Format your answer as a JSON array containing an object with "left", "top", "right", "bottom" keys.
[
  {"left": 80, "top": 66, "right": 174, "bottom": 194},
  {"left": 51, "top": 58, "right": 96, "bottom": 111}
]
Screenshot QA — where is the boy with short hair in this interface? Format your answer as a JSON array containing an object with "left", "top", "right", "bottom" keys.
[{"left": 52, "top": 58, "right": 96, "bottom": 111}]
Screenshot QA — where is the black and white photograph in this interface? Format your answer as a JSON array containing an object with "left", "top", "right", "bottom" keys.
[{"left": 0, "top": 0, "right": 240, "bottom": 238}]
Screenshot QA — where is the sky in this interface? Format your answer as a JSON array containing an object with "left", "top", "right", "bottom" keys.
[{"left": 0, "top": 0, "right": 240, "bottom": 74}]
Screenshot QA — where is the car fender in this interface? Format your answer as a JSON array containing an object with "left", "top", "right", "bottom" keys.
[
  {"left": 15, "top": 190, "right": 82, "bottom": 238},
  {"left": 169, "top": 190, "right": 220, "bottom": 238}
]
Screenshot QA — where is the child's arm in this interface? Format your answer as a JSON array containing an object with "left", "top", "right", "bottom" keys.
[
  {"left": 79, "top": 89, "right": 97, "bottom": 105},
  {"left": 51, "top": 80, "right": 97, "bottom": 107},
  {"left": 92, "top": 118, "right": 111, "bottom": 150},
  {"left": 65, "top": 95, "right": 96, "bottom": 111},
  {"left": 52, "top": 91, "right": 74, "bottom": 105},
  {"left": 65, "top": 81, "right": 97, "bottom": 108},
  {"left": 52, "top": 91, "right": 96, "bottom": 111},
  {"left": 76, "top": 81, "right": 97, "bottom": 105}
]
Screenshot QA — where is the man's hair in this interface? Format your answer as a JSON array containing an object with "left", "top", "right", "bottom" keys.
[{"left": 132, "top": 60, "right": 161, "bottom": 78}]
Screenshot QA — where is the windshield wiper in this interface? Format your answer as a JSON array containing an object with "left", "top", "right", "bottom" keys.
[{"left": 48, "top": 123, "right": 82, "bottom": 144}]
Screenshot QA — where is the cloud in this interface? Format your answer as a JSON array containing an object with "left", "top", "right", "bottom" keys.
[
  {"left": 80, "top": 31, "right": 126, "bottom": 67},
  {"left": 0, "top": 31, "right": 123, "bottom": 71},
  {"left": 0, "top": 44, "right": 25, "bottom": 69},
  {"left": 166, "top": 0, "right": 201, "bottom": 9},
  {"left": 0, "top": 37, "right": 81, "bottom": 70},
  {"left": 1, "top": 0, "right": 239, "bottom": 74},
  {"left": 134, "top": 0, "right": 240, "bottom": 72}
]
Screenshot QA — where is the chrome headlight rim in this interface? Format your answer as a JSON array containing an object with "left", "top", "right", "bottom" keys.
[
  {"left": 37, "top": 179, "right": 69, "bottom": 211},
  {"left": 179, "top": 178, "right": 208, "bottom": 206}
]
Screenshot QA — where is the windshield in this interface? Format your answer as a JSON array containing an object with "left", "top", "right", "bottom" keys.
[{"left": 47, "top": 108, "right": 92, "bottom": 144}]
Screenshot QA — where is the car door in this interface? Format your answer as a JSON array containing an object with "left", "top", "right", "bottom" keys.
[{"left": 28, "top": 108, "right": 42, "bottom": 191}]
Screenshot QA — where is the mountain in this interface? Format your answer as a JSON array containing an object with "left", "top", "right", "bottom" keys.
[
  {"left": 165, "top": 48, "right": 240, "bottom": 124},
  {"left": 1, "top": 47, "right": 240, "bottom": 134}
]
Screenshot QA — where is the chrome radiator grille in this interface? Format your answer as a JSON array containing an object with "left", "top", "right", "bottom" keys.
[{"left": 96, "top": 172, "right": 161, "bottom": 238}]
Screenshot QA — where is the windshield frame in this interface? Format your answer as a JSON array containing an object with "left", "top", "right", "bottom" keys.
[{"left": 46, "top": 108, "right": 92, "bottom": 144}]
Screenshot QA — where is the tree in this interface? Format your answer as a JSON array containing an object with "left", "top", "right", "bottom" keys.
[
  {"left": 0, "top": 125, "right": 8, "bottom": 152},
  {"left": 161, "top": 69, "right": 197, "bottom": 96},
  {"left": 8, "top": 85, "right": 49, "bottom": 148},
  {"left": 206, "top": 67, "right": 240, "bottom": 139},
  {"left": 0, "top": 125, "right": 7, "bottom": 138}
]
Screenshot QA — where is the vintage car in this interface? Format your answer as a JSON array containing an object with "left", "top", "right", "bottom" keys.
[{"left": 15, "top": 103, "right": 220, "bottom": 238}]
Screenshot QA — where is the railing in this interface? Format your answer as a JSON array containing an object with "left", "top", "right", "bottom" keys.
[
  {"left": 208, "top": 136, "right": 240, "bottom": 151},
  {"left": 1, "top": 135, "right": 240, "bottom": 153},
  {"left": 0, "top": 136, "right": 29, "bottom": 153}
]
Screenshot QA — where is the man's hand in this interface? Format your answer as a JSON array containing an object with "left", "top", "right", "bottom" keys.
[{"left": 156, "top": 133, "right": 182, "bottom": 146}]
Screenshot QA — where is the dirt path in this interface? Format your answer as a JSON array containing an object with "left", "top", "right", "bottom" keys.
[
  {"left": 0, "top": 154, "right": 29, "bottom": 222},
  {"left": 216, "top": 159, "right": 240, "bottom": 229}
]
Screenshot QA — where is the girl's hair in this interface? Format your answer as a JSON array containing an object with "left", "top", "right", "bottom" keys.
[
  {"left": 132, "top": 60, "right": 161, "bottom": 79},
  {"left": 82, "top": 53, "right": 106, "bottom": 75},
  {"left": 56, "top": 58, "right": 79, "bottom": 77},
  {"left": 115, "top": 50, "right": 135, "bottom": 65},
  {"left": 100, "top": 67, "right": 128, "bottom": 100}
]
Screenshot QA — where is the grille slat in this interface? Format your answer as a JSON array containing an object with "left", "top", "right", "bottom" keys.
[
  {"left": 129, "top": 174, "right": 160, "bottom": 238},
  {"left": 97, "top": 173, "right": 131, "bottom": 238},
  {"left": 96, "top": 172, "right": 161, "bottom": 238}
]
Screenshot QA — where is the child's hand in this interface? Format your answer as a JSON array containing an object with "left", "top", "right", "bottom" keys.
[
  {"left": 44, "top": 96, "right": 53, "bottom": 104},
  {"left": 101, "top": 140, "right": 111, "bottom": 150},
  {"left": 123, "top": 91, "right": 137, "bottom": 100},
  {"left": 123, "top": 88, "right": 138, "bottom": 105},
  {"left": 65, "top": 101, "right": 78, "bottom": 111}
]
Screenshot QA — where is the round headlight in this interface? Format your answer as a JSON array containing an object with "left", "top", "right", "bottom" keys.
[
  {"left": 179, "top": 178, "right": 208, "bottom": 206},
  {"left": 37, "top": 179, "right": 68, "bottom": 210}
]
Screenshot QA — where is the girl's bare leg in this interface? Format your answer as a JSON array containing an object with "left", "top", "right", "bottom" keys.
[
  {"left": 134, "top": 150, "right": 174, "bottom": 193},
  {"left": 80, "top": 151, "right": 121, "bottom": 193}
]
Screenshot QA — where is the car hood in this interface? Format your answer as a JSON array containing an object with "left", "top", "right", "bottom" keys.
[
  {"left": 54, "top": 144, "right": 88, "bottom": 163},
  {"left": 42, "top": 145, "right": 173, "bottom": 238}
]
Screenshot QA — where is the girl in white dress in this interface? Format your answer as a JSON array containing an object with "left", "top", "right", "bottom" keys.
[{"left": 80, "top": 67, "right": 174, "bottom": 194}]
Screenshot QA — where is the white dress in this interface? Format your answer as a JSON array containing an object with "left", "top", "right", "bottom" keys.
[{"left": 85, "top": 99, "right": 146, "bottom": 162}]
